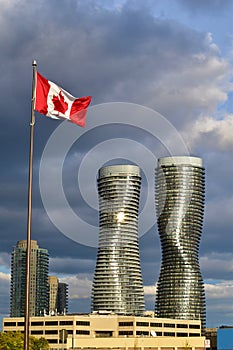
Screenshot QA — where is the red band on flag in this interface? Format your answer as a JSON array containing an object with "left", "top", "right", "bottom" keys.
[
  {"left": 70, "top": 96, "right": 92, "bottom": 127},
  {"left": 35, "top": 72, "right": 50, "bottom": 115}
]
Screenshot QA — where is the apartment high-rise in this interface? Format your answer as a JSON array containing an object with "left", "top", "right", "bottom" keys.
[
  {"left": 155, "top": 156, "right": 206, "bottom": 329},
  {"left": 48, "top": 276, "right": 68, "bottom": 315},
  {"left": 10, "top": 240, "right": 49, "bottom": 317},
  {"left": 92, "top": 165, "right": 145, "bottom": 315},
  {"left": 48, "top": 276, "right": 59, "bottom": 315},
  {"left": 57, "top": 282, "right": 68, "bottom": 314}
]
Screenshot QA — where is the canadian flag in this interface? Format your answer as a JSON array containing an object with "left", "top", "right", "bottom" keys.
[{"left": 35, "top": 72, "right": 92, "bottom": 127}]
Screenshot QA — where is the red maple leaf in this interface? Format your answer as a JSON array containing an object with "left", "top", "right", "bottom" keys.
[{"left": 52, "top": 91, "right": 68, "bottom": 114}]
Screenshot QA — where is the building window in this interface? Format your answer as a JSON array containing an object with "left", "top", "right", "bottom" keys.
[
  {"left": 45, "top": 330, "right": 58, "bottom": 335},
  {"left": 136, "top": 322, "right": 149, "bottom": 327},
  {"left": 95, "top": 331, "right": 113, "bottom": 337},
  {"left": 189, "top": 333, "right": 200, "bottom": 336},
  {"left": 31, "top": 330, "right": 43, "bottom": 335},
  {"left": 164, "top": 332, "right": 175, "bottom": 336},
  {"left": 150, "top": 322, "right": 162, "bottom": 327},
  {"left": 45, "top": 321, "right": 58, "bottom": 326},
  {"left": 164, "top": 323, "right": 175, "bottom": 328},
  {"left": 47, "top": 339, "right": 58, "bottom": 343},
  {"left": 177, "top": 332, "right": 188, "bottom": 337},
  {"left": 154, "top": 331, "right": 162, "bottom": 336},
  {"left": 31, "top": 321, "right": 43, "bottom": 326},
  {"left": 119, "top": 322, "right": 133, "bottom": 327},
  {"left": 189, "top": 324, "right": 200, "bottom": 329},
  {"left": 17, "top": 322, "right": 25, "bottom": 326},
  {"left": 136, "top": 331, "right": 149, "bottom": 336},
  {"left": 119, "top": 330, "right": 133, "bottom": 336},
  {"left": 3, "top": 322, "right": 16, "bottom": 327},
  {"left": 177, "top": 323, "right": 188, "bottom": 328},
  {"left": 60, "top": 320, "right": 73, "bottom": 326}
]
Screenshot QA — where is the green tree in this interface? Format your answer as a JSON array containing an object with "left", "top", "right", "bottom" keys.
[
  {"left": 0, "top": 332, "right": 49, "bottom": 350},
  {"left": 0, "top": 331, "right": 24, "bottom": 350},
  {"left": 184, "top": 340, "right": 191, "bottom": 350},
  {"left": 30, "top": 336, "right": 49, "bottom": 350}
]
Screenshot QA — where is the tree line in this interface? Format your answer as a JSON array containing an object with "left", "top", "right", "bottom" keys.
[{"left": 0, "top": 331, "right": 49, "bottom": 350}]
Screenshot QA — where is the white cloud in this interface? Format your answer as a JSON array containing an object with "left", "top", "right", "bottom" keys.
[
  {"left": 144, "top": 285, "right": 156, "bottom": 295},
  {"left": 183, "top": 114, "right": 233, "bottom": 151},
  {"left": 59, "top": 275, "right": 92, "bottom": 300},
  {"left": 201, "top": 253, "right": 233, "bottom": 278},
  {"left": 0, "top": 272, "right": 10, "bottom": 282},
  {"left": 205, "top": 280, "right": 233, "bottom": 299},
  {"left": 144, "top": 280, "right": 233, "bottom": 301}
]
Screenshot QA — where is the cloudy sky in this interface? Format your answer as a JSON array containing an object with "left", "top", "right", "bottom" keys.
[{"left": 0, "top": 0, "right": 232, "bottom": 329}]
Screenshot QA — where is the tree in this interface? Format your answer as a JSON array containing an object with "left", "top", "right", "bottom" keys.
[
  {"left": 0, "top": 331, "right": 24, "bottom": 350},
  {"left": 184, "top": 340, "right": 191, "bottom": 350},
  {"left": 30, "top": 336, "right": 49, "bottom": 350},
  {"left": 0, "top": 332, "right": 49, "bottom": 350}
]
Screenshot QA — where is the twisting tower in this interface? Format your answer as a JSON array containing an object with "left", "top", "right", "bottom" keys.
[
  {"left": 155, "top": 156, "right": 206, "bottom": 330},
  {"left": 92, "top": 165, "right": 145, "bottom": 315}
]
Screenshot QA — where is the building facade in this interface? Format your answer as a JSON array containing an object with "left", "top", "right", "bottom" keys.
[
  {"left": 57, "top": 282, "right": 68, "bottom": 314},
  {"left": 3, "top": 314, "right": 205, "bottom": 350},
  {"left": 49, "top": 276, "right": 68, "bottom": 315},
  {"left": 10, "top": 240, "right": 49, "bottom": 317},
  {"left": 217, "top": 326, "right": 233, "bottom": 350},
  {"left": 92, "top": 165, "right": 145, "bottom": 315},
  {"left": 155, "top": 157, "right": 206, "bottom": 330},
  {"left": 205, "top": 327, "right": 217, "bottom": 350},
  {"left": 49, "top": 276, "right": 59, "bottom": 315}
]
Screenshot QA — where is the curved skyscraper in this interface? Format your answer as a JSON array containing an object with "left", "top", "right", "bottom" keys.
[
  {"left": 92, "top": 165, "right": 145, "bottom": 315},
  {"left": 155, "top": 156, "right": 206, "bottom": 329}
]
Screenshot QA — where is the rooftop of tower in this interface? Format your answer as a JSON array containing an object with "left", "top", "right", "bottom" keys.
[
  {"left": 158, "top": 156, "right": 203, "bottom": 167},
  {"left": 98, "top": 164, "right": 140, "bottom": 178}
]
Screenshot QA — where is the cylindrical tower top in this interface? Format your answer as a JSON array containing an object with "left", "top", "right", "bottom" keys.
[
  {"left": 158, "top": 156, "right": 203, "bottom": 168},
  {"left": 99, "top": 164, "right": 140, "bottom": 178}
]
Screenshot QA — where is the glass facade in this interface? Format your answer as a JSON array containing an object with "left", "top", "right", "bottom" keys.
[
  {"left": 92, "top": 165, "right": 145, "bottom": 315},
  {"left": 57, "top": 282, "right": 68, "bottom": 314},
  {"left": 10, "top": 240, "right": 49, "bottom": 317},
  {"left": 155, "top": 156, "right": 206, "bottom": 330}
]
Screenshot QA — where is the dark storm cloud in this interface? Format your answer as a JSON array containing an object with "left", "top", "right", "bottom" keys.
[
  {"left": 49, "top": 257, "right": 96, "bottom": 275},
  {"left": 207, "top": 302, "right": 233, "bottom": 327},
  {"left": 69, "top": 298, "right": 91, "bottom": 314},
  {"left": 176, "top": 0, "right": 233, "bottom": 14},
  {"left": 201, "top": 253, "right": 233, "bottom": 280},
  {"left": 1, "top": 0, "right": 228, "bottom": 127},
  {"left": 0, "top": 254, "right": 11, "bottom": 270}
]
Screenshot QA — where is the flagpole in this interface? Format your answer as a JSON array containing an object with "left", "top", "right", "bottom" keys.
[{"left": 24, "top": 60, "right": 37, "bottom": 350}]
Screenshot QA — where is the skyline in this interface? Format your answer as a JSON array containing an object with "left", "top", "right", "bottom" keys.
[{"left": 0, "top": 0, "right": 233, "bottom": 329}]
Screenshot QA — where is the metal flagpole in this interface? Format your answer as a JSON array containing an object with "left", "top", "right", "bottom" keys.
[{"left": 24, "top": 60, "right": 37, "bottom": 350}]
